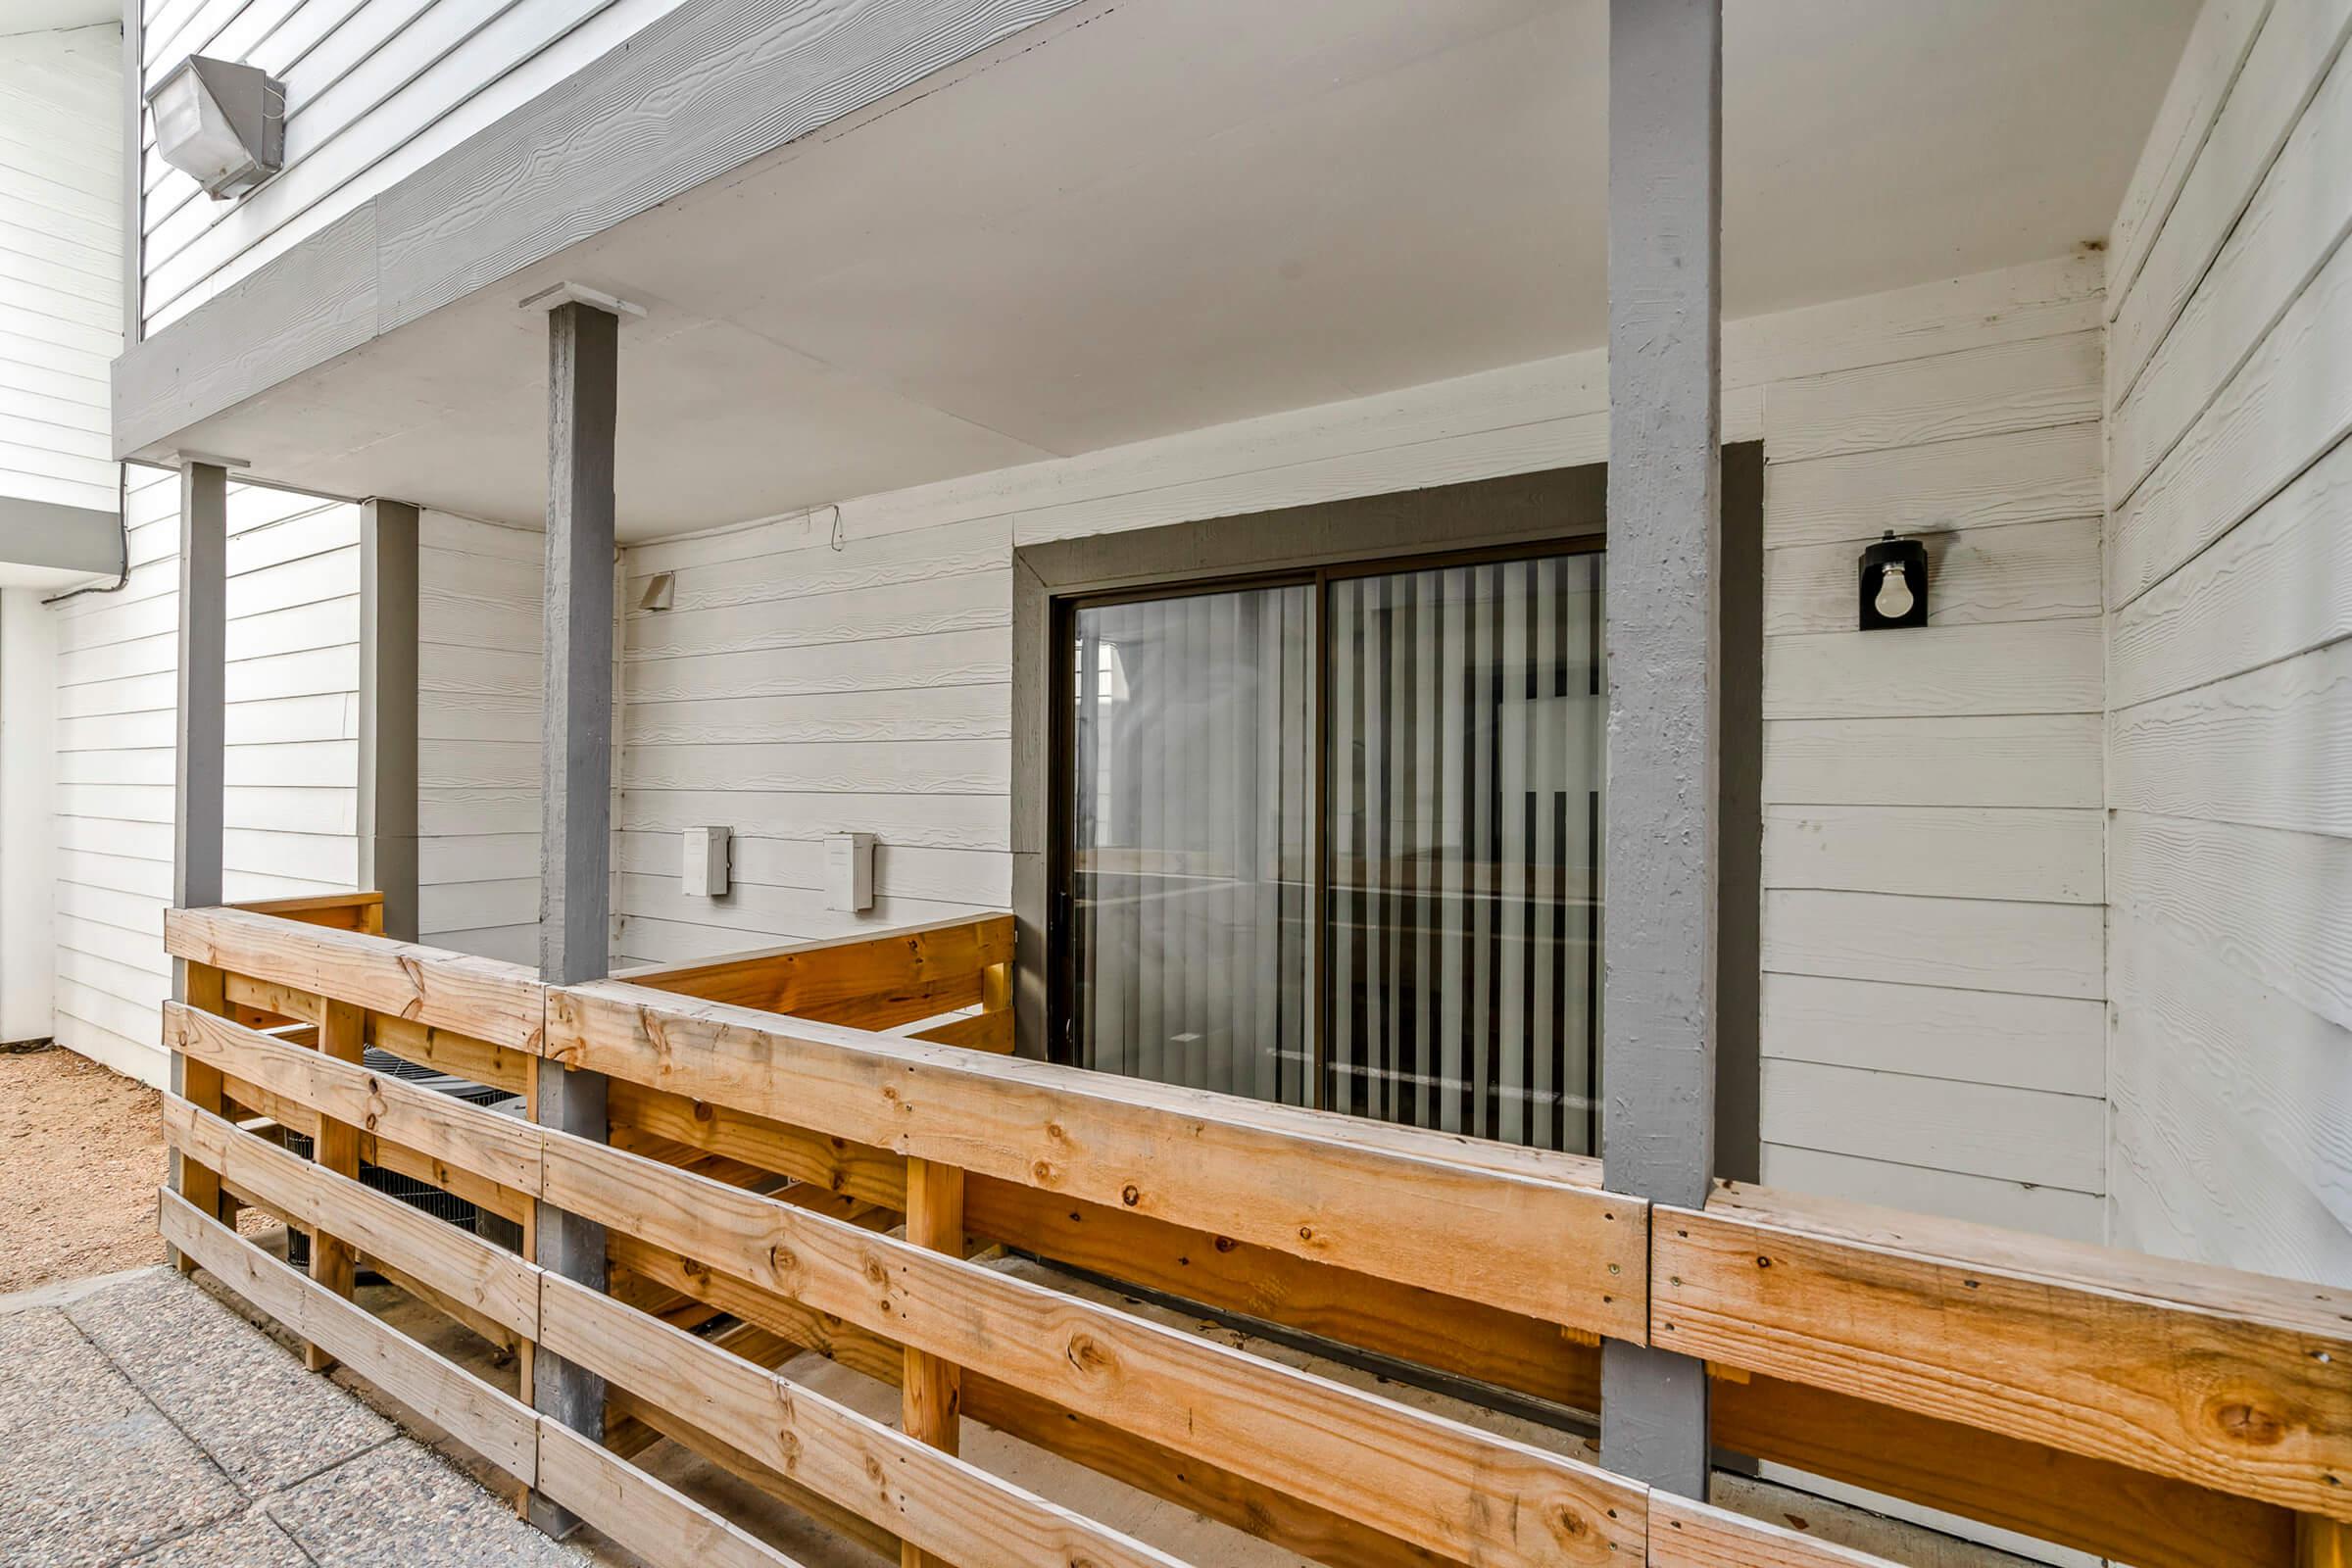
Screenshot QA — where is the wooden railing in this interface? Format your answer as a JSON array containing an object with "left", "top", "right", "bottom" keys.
[
  {"left": 614, "top": 911, "right": 1014, "bottom": 1053},
  {"left": 158, "top": 902, "right": 2352, "bottom": 1568}
]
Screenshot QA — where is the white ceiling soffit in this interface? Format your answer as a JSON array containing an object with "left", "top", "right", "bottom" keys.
[
  {"left": 0, "top": 0, "right": 120, "bottom": 38},
  {"left": 173, "top": 0, "right": 2199, "bottom": 540}
]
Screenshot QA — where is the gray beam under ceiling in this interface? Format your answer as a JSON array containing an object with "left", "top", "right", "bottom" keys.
[{"left": 112, "top": 0, "right": 1089, "bottom": 464}]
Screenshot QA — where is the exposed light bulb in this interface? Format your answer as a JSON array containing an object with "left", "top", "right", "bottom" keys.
[{"left": 1873, "top": 562, "right": 1914, "bottom": 620}]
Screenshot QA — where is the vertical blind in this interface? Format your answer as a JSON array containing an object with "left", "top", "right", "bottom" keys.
[
  {"left": 1327, "top": 556, "right": 1603, "bottom": 1152},
  {"left": 1065, "top": 548, "right": 1603, "bottom": 1153},
  {"left": 1069, "top": 586, "right": 1315, "bottom": 1104}
]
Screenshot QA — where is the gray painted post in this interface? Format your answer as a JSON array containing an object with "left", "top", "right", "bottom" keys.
[
  {"left": 358, "top": 499, "right": 420, "bottom": 941},
  {"left": 1599, "top": 0, "right": 1723, "bottom": 1499},
  {"left": 166, "top": 460, "right": 228, "bottom": 1266},
  {"left": 172, "top": 463, "right": 227, "bottom": 915},
  {"left": 530, "top": 300, "right": 618, "bottom": 1539}
]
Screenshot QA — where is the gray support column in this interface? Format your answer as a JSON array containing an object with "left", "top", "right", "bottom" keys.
[
  {"left": 529, "top": 300, "right": 618, "bottom": 1539},
  {"left": 172, "top": 462, "right": 228, "bottom": 917},
  {"left": 166, "top": 461, "right": 228, "bottom": 1262},
  {"left": 358, "top": 500, "right": 420, "bottom": 941},
  {"left": 1599, "top": 0, "right": 1723, "bottom": 1500}
]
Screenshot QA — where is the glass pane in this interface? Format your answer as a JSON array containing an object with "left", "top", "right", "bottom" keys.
[
  {"left": 1327, "top": 555, "right": 1604, "bottom": 1152},
  {"left": 1069, "top": 586, "right": 1315, "bottom": 1102}
]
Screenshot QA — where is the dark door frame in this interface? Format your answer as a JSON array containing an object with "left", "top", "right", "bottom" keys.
[{"left": 1008, "top": 449, "right": 1762, "bottom": 1177}]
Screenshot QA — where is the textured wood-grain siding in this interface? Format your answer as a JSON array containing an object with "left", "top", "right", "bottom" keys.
[
  {"left": 2105, "top": 0, "right": 2352, "bottom": 1287},
  {"left": 48, "top": 466, "right": 362, "bottom": 1083},
  {"left": 135, "top": 0, "right": 683, "bottom": 333}
]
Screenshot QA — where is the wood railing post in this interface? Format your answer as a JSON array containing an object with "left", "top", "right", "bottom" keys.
[
  {"left": 901, "top": 1155, "right": 965, "bottom": 1568},
  {"left": 2302, "top": 1516, "right": 2351, "bottom": 1567},
  {"left": 170, "top": 962, "right": 227, "bottom": 1272},
  {"left": 303, "top": 995, "right": 367, "bottom": 1370}
]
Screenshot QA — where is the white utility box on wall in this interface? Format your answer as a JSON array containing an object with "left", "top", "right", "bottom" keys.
[
  {"left": 825, "top": 832, "right": 875, "bottom": 912},
  {"left": 681, "top": 825, "right": 731, "bottom": 897}
]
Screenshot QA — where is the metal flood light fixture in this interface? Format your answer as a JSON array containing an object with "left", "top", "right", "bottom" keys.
[
  {"left": 147, "top": 56, "right": 284, "bottom": 200},
  {"left": 1859, "top": 531, "right": 1928, "bottom": 630}
]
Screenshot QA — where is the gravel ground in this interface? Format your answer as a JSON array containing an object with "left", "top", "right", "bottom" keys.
[{"left": 0, "top": 1046, "right": 169, "bottom": 1291}]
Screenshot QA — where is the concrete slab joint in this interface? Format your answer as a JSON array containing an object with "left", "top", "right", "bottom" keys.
[{"left": 0, "top": 1268, "right": 571, "bottom": 1568}]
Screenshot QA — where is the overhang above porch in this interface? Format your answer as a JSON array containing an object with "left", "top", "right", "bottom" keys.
[{"left": 115, "top": 0, "right": 2192, "bottom": 540}]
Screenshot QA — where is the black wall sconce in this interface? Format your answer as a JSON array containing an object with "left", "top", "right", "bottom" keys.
[{"left": 1859, "top": 532, "right": 1928, "bottom": 630}]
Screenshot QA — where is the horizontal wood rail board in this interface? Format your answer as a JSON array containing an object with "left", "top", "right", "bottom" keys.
[
  {"left": 231, "top": 891, "right": 387, "bottom": 932},
  {"left": 1646, "top": 1494, "right": 1900, "bottom": 1568},
  {"left": 549, "top": 981, "right": 1645, "bottom": 1337},
  {"left": 602, "top": 1380, "right": 907, "bottom": 1561},
  {"left": 163, "top": 1095, "right": 540, "bottom": 1339},
  {"left": 167, "top": 906, "right": 544, "bottom": 1054},
  {"left": 536, "top": 1272, "right": 1198, "bottom": 1568},
  {"left": 172, "top": 1003, "right": 1636, "bottom": 1562},
  {"left": 158, "top": 1189, "right": 539, "bottom": 1481},
  {"left": 224, "top": 972, "right": 325, "bottom": 1025},
  {"left": 538, "top": 1132, "right": 1647, "bottom": 1564},
  {"left": 535, "top": 1421, "right": 815, "bottom": 1568},
  {"left": 1655, "top": 1187, "right": 2352, "bottom": 1523},
  {"left": 612, "top": 1230, "right": 1556, "bottom": 1568},
  {"left": 610, "top": 1076, "right": 1601, "bottom": 1408},
  {"left": 368, "top": 1013, "right": 534, "bottom": 1095},
  {"left": 174, "top": 1004, "right": 544, "bottom": 1196},
  {"left": 165, "top": 1191, "right": 824, "bottom": 1568},
  {"left": 616, "top": 914, "right": 1014, "bottom": 1031},
  {"left": 1714, "top": 1375, "right": 2292, "bottom": 1568},
  {"left": 218, "top": 1067, "right": 532, "bottom": 1225},
  {"left": 608, "top": 1081, "right": 908, "bottom": 1209},
  {"left": 906, "top": 1007, "right": 1013, "bottom": 1053},
  {"left": 961, "top": 1172, "right": 1605, "bottom": 1410}
]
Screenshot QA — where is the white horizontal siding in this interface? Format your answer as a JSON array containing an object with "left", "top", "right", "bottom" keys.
[
  {"left": 1756, "top": 289, "right": 2109, "bottom": 1229},
  {"left": 613, "top": 254, "right": 2115, "bottom": 1237},
  {"left": 613, "top": 507, "right": 1014, "bottom": 964},
  {"left": 0, "top": 24, "right": 122, "bottom": 514},
  {"left": 136, "top": 0, "right": 690, "bottom": 332},
  {"left": 416, "top": 510, "right": 543, "bottom": 966},
  {"left": 48, "top": 465, "right": 362, "bottom": 1082},
  {"left": 2104, "top": 0, "right": 2352, "bottom": 1285}
]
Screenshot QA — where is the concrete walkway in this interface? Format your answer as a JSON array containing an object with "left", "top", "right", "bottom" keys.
[{"left": 0, "top": 1267, "right": 587, "bottom": 1568}]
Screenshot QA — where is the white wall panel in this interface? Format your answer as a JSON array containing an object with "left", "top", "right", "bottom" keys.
[
  {"left": 48, "top": 466, "right": 362, "bottom": 1082},
  {"left": 0, "top": 24, "right": 122, "bottom": 514},
  {"left": 416, "top": 510, "right": 542, "bottom": 963}
]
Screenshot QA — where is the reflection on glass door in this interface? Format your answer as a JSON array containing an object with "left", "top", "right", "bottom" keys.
[
  {"left": 1060, "top": 546, "right": 1602, "bottom": 1153},
  {"left": 1067, "top": 585, "right": 1316, "bottom": 1104}
]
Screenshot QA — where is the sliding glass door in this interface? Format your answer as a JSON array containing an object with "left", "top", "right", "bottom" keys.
[
  {"left": 1066, "top": 585, "right": 1316, "bottom": 1105},
  {"left": 1060, "top": 544, "right": 1603, "bottom": 1153}
]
